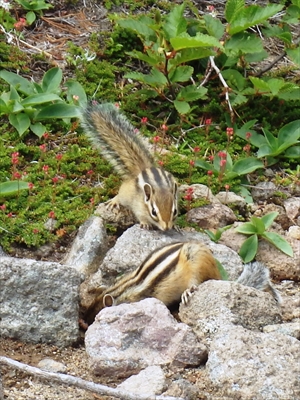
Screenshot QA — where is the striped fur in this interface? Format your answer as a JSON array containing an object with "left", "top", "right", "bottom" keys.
[
  {"left": 81, "top": 103, "right": 178, "bottom": 231},
  {"left": 85, "top": 242, "right": 220, "bottom": 324}
]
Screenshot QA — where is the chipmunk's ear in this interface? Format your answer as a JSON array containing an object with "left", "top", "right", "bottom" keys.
[
  {"left": 143, "top": 183, "right": 153, "bottom": 202},
  {"left": 103, "top": 294, "right": 115, "bottom": 308}
]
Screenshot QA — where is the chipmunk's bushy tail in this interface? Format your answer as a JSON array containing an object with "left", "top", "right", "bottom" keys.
[
  {"left": 81, "top": 102, "right": 154, "bottom": 178},
  {"left": 237, "top": 261, "right": 282, "bottom": 304}
]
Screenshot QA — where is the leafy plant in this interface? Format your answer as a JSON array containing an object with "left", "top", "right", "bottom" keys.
[
  {"left": 0, "top": 67, "right": 86, "bottom": 137},
  {"left": 236, "top": 119, "right": 300, "bottom": 165},
  {"left": 235, "top": 212, "right": 294, "bottom": 263},
  {"left": 15, "top": 0, "right": 52, "bottom": 25},
  {"left": 0, "top": 180, "right": 30, "bottom": 197},
  {"left": 195, "top": 150, "right": 264, "bottom": 181},
  {"left": 117, "top": 4, "right": 215, "bottom": 114},
  {"left": 204, "top": 224, "right": 233, "bottom": 243},
  {"left": 115, "top": 0, "right": 300, "bottom": 113}
]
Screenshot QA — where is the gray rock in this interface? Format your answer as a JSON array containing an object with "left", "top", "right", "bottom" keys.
[
  {"left": 251, "top": 181, "right": 277, "bottom": 202},
  {"left": 206, "top": 325, "right": 300, "bottom": 399},
  {"left": 63, "top": 215, "right": 107, "bottom": 275},
  {"left": 0, "top": 371, "right": 3, "bottom": 400},
  {"left": 284, "top": 197, "right": 300, "bottom": 224},
  {"left": 179, "top": 184, "right": 219, "bottom": 203},
  {"left": 85, "top": 298, "right": 207, "bottom": 378},
  {"left": 263, "top": 321, "right": 300, "bottom": 339},
  {"left": 117, "top": 366, "right": 166, "bottom": 396},
  {"left": 0, "top": 256, "right": 82, "bottom": 346},
  {"left": 87, "top": 225, "right": 244, "bottom": 290},
  {"left": 186, "top": 203, "right": 237, "bottom": 229},
  {"left": 163, "top": 379, "right": 199, "bottom": 400},
  {"left": 215, "top": 191, "right": 247, "bottom": 207},
  {"left": 37, "top": 358, "right": 67, "bottom": 373},
  {"left": 179, "top": 280, "right": 282, "bottom": 342}
]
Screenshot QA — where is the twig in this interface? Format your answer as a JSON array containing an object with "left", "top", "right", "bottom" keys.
[
  {"left": 254, "top": 35, "right": 300, "bottom": 77},
  {"left": 0, "top": 356, "right": 184, "bottom": 400},
  {"left": 208, "top": 56, "right": 234, "bottom": 117}
]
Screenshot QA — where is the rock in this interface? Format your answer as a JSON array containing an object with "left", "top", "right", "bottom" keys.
[
  {"left": 186, "top": 203, "right": 237, "bottom": 229},
  {"left": 179, "top": 184, "right": 219, "bottom": 203},
  {"left": 117, "top": 366, "right": 166, "bottom": 396},
  {"left": 0, "top": 372, "right": 3, "bottom": 400},
  {"left": 163, "top": 378, "right": 199, "bottom": 400},
  {"left": 263, "top": 321, "right": 300, "bottom": 339},
  {"left": 95, "top": 202, "right": 136, "bottom": 229},
  {"left": 220, "top": 223, "right": 300, "bottom": 281},
  {"left": 86, "top": 225, "right": 244, "bottom": 293},
  {"left": 206, "top": 325, "right": 300, "bottom": 399},
  {"left": 287, "top": 225, "right": 300, "bottom": 239},
  {"left": 0, "top": 256, "right": 82, "bottom": 346},
  {"left": 255, "top": 236, "right": 300, "bottom": 281},
  {"left": 37, "top": 358, "right": 67, "bottom": 373},
  {"left": 284, "top": 197, "right": 300, "bottom": 224},
  {"left": 63, "top": 215, "right": 107, "bottom": 275},
  {"left": 179, "top": 280, "right": 282, "bottom": 342},
  {"left": 251, "top": 181, "right": 277, "bottom": 202},
  {"left": 215, "top": 191, "right": 248, "bottom": 215},
  {"left": 85, "top": 298, "right": 207, "bottom": 378}
]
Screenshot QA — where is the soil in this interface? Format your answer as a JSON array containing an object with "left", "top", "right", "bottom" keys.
[{"left": 1, "top": 1, "right": 299, "bottom": 399}]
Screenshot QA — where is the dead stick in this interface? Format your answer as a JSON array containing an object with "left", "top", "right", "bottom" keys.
[{"left": 0, "top": 356, "right": 184, "bottom": 400}]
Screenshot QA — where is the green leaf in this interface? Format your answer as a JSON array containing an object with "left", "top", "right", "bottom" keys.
[
  {"left": 195, "top": 159, "right": 213, "bottom": 171},
  {"left": 232, "top": 157, "right": 264, "bottom": 175},
  {"left": 42, "top": 67, "right": 63, "bottom": 93},
  {"left": 118, "top": 18, "right": 156, "bottom": 41},
  {"left": 174, "top": 100, "right": 190, "bottom": 114},
  {"left": 26, "top": 11, "right": 36, "bottom": 25},
  {"left": 176, "top": 85, "right": 207, "bottom": 102},
  {"left": 0, "top": 181, "right": 30, "bottom": 198},
  {"left": 35, "top": 104, "right": 80, "bottom": 119},
  {"left": 284, "top": 145, "right": 300, "bottom": 159},
  {"left": 171, "top": 32, "right": 223, "bottom": 50},
  {"left": 125, "top": 69, "right": 168, "bottom": 87},
  {"left": 225, "top": 33, "right": 263, "bottom": 55},
  {"left": 126, "top": 50, "right": 162, "bottom": 66},
  {"left": 30, "top": 122, "right": 47, "bottom": 137},
  {"left": 21, "top": 93, "right": 62, "bottom": 106},
  {"left": 261, "top": 212, "right": 278, "bottom": 229},
  {"left": 239, "top": 234, "right": 258, "bottom": 263},
  {"left": 263, "top": 128, "right": 278, "bottom": 150},
  {"left": 225, "top": 0, "right": 245, "bottom": 23},
  {"left": 65, "top": 80, "right": 87, "bottom": 108},
  {"left": 278, "top": 120, "right": 300, "bottom": 147},
  {"left": 168, "top": 65, "right": 193, "bottom": 83},
  {"left": 163, "top": 3, "right": 186, "bottom": 40},
  {"left": 215, "top": 259, "right": 229, "bottom": 281},
  {"left": 222, "top": 69, "right": 247, "bottom": 91},
  {"left": 250, "top": 216, "right": 266, "bottom": 235},
  {"left": 229, "top": 4, "right": 284, "bottom": 35},
  {"left": 236, "top": 222, "right": 257, "bottom": 235},
  {"left": 203, "top": 14, "right": 225, "bottom": 40},
  {"left": 286, "top": 47, "right": 300, "bottom": 66},
  {"left": 9, "top": 113, "right": 31, "bottom": 136},
  {"left": 170, "top": 48, "right": 215, "bottom": 67},
  {"left": 0, "top": 70, "right": 35, "bottom": 96},
  {"left": 262, "top": 232, "right": 294, "bottom": 257}
]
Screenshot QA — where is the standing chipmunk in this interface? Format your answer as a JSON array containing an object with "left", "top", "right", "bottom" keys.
[
  {"left": 80, "top": 103, "right": 178, "bottom": 231},
  {"left": 85, "top": 241, "right": 281, "bottom": 324}
]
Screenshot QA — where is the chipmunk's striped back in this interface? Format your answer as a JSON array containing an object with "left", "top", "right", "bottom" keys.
[{"left": 85, "top": 241, "right": 220, "bottom": 324}]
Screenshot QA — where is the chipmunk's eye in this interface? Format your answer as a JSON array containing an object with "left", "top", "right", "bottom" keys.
[{"left": 152, "top": 207, "right": 157, "bottom": 217}]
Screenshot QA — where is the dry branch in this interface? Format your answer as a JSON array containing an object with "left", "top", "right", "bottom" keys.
[{"left": 0, "top": 356, "right": 184, "bottom": 400}]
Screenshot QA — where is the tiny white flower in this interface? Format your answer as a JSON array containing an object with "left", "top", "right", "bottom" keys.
[{"left": 0, "top": 0, "right": 11, "bottom": 11}]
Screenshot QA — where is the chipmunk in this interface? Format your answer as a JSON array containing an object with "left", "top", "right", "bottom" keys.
[
  {"left": 80, "top": 103, "right": 178, "bottom": 231},
  {"left": 85, "top": 241, "right": 281, "bottom": 324}
]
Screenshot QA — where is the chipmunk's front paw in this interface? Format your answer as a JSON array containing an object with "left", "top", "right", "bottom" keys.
[
  {"left": 181, "top": 284, "right": 198, "bottom": 305},
  {"left": 105, "top": 197, "right": 120, "bottom": 211},
  {"left": 139, "top": 222, "right": 153, "bottom": 230}
]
